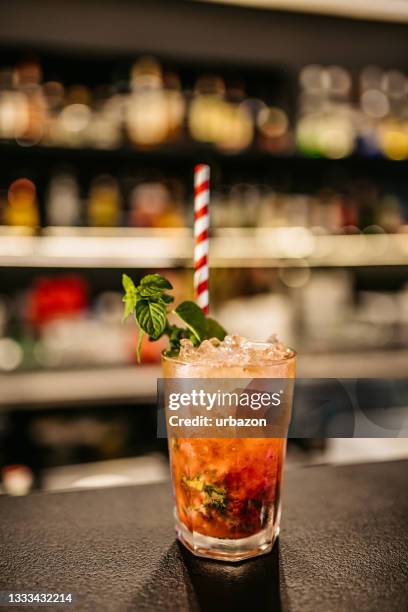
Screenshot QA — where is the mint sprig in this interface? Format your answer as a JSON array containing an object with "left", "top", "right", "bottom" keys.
[
  {"left": 122, "top": 273, "right": 226, "bottom": 361},
  {"left": 173, "top": 301, "right": 207, "bottom": 343}
]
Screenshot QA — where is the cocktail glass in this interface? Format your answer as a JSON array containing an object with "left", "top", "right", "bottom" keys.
[{"left": 162, "top": 340, "right": 296, "bottom": 562}]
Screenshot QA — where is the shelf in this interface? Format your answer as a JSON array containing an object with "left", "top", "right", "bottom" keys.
[
  {"left": 211, "top": 228, "right": 408, "bottom": 267},
  {"left": 0, "top": 365, "right": 160, "bottom": 409},
  {"left": 204, "top": 1, "right": 408, "bottom": 24},
  {"left": 0, "top": 141, "right": 406, "bottom": 166},
  {"left": 0, "top": 227, "right": 407, "bottom": 268},
  {"left": 0, "top": 228, "right": 191, "bottom": 268},
  {"left": 0, "top": 141, "right": 206, "bottom": 162},
  {"left": 1, "top": 349, "right": 407, "bottom": 409}
]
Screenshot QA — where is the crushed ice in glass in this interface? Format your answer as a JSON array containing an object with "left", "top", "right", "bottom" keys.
[{"left": 178, "top": 334, "right": 292, "bottom": 365}]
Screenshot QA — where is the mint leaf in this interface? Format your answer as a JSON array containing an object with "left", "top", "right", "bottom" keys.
[
  {"left": 189, "top": 332, "right": 201, "bottom": 347},
  {"left": 122, "top": 297, "right": 136, "bottom": 322},
  {"left": 137, "top": 285, "right": 166, "bottom": 299},
  {"left": 135, "top": 299, "right": 167, "bottom": 339},
  {"left": 141, "top": 274, "right": 172, "bottom": 290},
  {"left": 164, "top": 324, "right": 186, "bottom": 356},
  {"left": 174, "top": 301, "right": 207, "bottom": 342},
  {"left": 205, "top": 318, "right": 227, "bottom": 341},
  {"left": 137, "top": 274, "right": 174, "bottom": 304},
  {"left": 122, "top": 273, "right": 136, "bottom": 293},
  {"left": 204, "top": 483, "right": 228, "bottom": 512},
  {"left": 182, "top": 475, "right": 205, "bottom": 491},
  {"left": 169, "top": 324, "right": 184, "bottom": 345},
  {"left": 182, "top": 476, "right": 228, "bottom": 512},
  {"left": 122, "top": 274, "right": 137, "bottom": 321}
]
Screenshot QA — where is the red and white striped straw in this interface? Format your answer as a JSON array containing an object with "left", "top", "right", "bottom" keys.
[{"left": 194, "top": 164, "right": 210, "bottom": 314}]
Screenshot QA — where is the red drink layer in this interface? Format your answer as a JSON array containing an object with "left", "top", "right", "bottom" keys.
[{"left": 170, "top": 437, "right": 285, "bottom": 539}]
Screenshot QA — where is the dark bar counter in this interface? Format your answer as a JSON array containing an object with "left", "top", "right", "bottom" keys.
[{"left": 1, "top": 460, "right": 407, "bottom": 611}]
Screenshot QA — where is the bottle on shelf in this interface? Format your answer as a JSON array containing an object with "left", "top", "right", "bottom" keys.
[
  {"left": 87, "top": 175, "right": 121, "bottom": 227},
  {"left": 54, "top": 84, "right": 93, "bottom": 148},
  {"left": 296, "top": 64, "right": 356, "bottom": 159},
  {"left": 14, "top": 59, "right": 47, "bottom": 146},
  {"left": 87, "top": 84, "right": 123, "bottom": 150},
  {"left": 0, "top": 67, "right": 29, "bottom": 141},
  {"left": 4, "top": 178, "right": 39, "bottom": 228},
  {"left": 126, "top": 57, "right": 179, "bottom": 148},
  {"left": 46, "top": 171, "right": 81, "bottom": 227},
  {"left": 257, "top": 104, "right": 291, "bottom": 154},
  {"left": 128, "top": 180, "right": 185, "bottom": 228}
]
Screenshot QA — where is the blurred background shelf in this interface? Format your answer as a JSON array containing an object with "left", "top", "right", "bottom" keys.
[
  {"left": 1, "top": 348, "right": 407, "bottom": 409},
  {"left": 0, "top": 228, "right": 191, "bottom": 268},
  {"left": 1, "top": 228, "right": 407, "bottom": 268},
  {"left": 0, "top": 365, "right": 160, "bottom": 409},
  {"left": 2, "top": 142, "right": 408, "bottom": 164},
  {"left": 1, "top": 0, "right": 408, "bottom": 494}
]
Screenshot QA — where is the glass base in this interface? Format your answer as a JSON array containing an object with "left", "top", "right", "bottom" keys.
[{"left": 175, "top": 511, "right": 280, "bottom": 562}]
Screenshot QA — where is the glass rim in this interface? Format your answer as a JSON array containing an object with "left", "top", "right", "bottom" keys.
[{"left": 161, "top": 341, "right": 296, "bottom": 367}]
